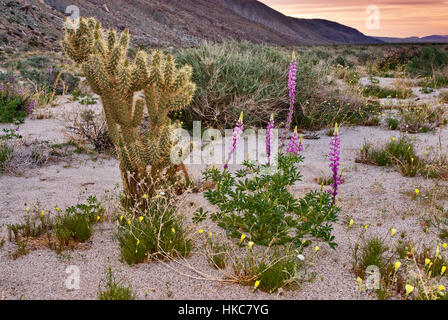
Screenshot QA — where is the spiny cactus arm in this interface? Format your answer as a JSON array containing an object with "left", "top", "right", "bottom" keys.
[
  {"left": 172, "top": 65, "right": 194, "bottom": 92},
  {"left": 61, "top": 18, "right": 95, "bottom": 64},
  {"left": 148, "top": 51, "right": 163, "bottom": 86},
  {"left": 131, "top": 51, "right": 150, "bottom": 92},
  {"left": 143, "top": 86, "right": 160, "bottom": 124},
  {"left": 163, "top": 54, "right": 175, "bottom": 88},
  {"left": 107, "top": 28, "right": 117, "bottom": 51},
  {"left": 131, "top": 99, "right": 145, "bottom": 128}
]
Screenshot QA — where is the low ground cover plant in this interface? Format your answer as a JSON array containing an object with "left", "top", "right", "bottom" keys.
[
  {"left": 98, "top": 266, "right": 136, "bottom": 300},
  {"left": 356, "top": 137, "right": 426, "bottom": 177},
  {"left": 7, "top": 196, "right": 104, "bottom": 256},
  {"left": 0, "top": 84, "right": 33, "bottom": 123},
  {"left": 352, "top": 228, "right": 447, "bottom": 300},
  {"left": 116, "top": 193, "right": 192, "bottom": 265}
]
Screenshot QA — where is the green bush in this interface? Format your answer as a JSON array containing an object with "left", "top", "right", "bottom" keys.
[
  {"left": 407, "top": 47, "right": 448, "bottom": 76},
  {"left": 54, "top": 195, "right": 104, "bottom": 246},
  {"left": 175, "top": 41, "right": 376, "bottom": 129},
  {"left": 0, "top": 143, "right": 12, "bottom": 172},
  {"left": 203, "top": 154, "right": 339, "bottom": 247},
  {"left": 0, "top": 87, "right": 31, "bottom": 123},
  {"left": 386, "top": 117, "right": 400, "bottom": 130},
  {"left": 116, "top": 197, "right": 192, "bottom": 265},
  {"left": 361, "top": 85, "right": 412, "bottom": 99},
  {"left": 357, "top": 137, "right": 426, "bottom": 177},
  {"left": 232, "top": 245, "right": 308, "bottom": 293},
  {"left": 98, "top": 267, "right": 135, "bottom": 300}
]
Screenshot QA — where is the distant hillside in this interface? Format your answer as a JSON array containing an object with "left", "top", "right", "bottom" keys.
[
  {"left": 375, "top": 35, "right": 448, "bottom": 43},
  {"left": 0, "top": 0, "right": 381, "bottom": 52},
  {"left": 217, "top": 0, "right": 382, "bottom": 44}
]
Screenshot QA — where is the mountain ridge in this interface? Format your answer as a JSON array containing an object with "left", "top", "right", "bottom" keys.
[{"left": 0, "top": 0, "right": 382, "bottom": 52}]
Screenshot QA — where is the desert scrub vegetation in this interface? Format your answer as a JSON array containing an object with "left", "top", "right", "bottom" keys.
[
  {"left": 203, "top": 154, "right": 339, "bottom": 247},
  {"left": 62, "top": 17, "right": 195, "bottom": 204},
  {"left": 98, "top": 266, "right": 136, "bottom": 300},
  {"left": 0, "top": 52, "right": 80, "bottom": 96},
  {"left": 0, "top": 83, "right": 33, "bottom": 123},
  {"left": 175, "top": 41, "right": 379, "bottom": 129},
  {"left": 352, "top": 228, "right": 447, "bottom": 300},
  {"left": 361, "top": 84, "right": 413, "bottom": 99},
  {"left": 116, "top": 191, "right": 192, "bottom": 265},
  {"left": 356, "top": 136, "right": 425, "bottom": 177},
  {"left": 65, "top": 107, "right": 114, "bottom": 154},
  {"left": 7, "top": 196, "right": 104, "bottom": 256},
  {"left": 384, "top": 104, "right": 445, "bottom": 133}
]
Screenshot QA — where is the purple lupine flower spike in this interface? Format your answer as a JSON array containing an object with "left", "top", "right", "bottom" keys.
[
  {"left": 281, "top": 52, "right": 297, "bottom": 150},
  {"left": 328, "top": 123, "right": 343, "bottom": 205},
  {"left": 286, "top": 126, "right": 303, "bottom": 156},
  {"left": 26, "top": 100, "right": 35, "bottom": 114},
  {"left": 224, "top": 112, "right": 244, "bottom": 170},
  {"left": 266, "top": 113, "right": 275, "bottom": 166}
]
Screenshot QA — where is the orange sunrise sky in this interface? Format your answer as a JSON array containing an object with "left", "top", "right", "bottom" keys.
[{"left": 258, "top": 0, "right": 448, "bottom": 38}]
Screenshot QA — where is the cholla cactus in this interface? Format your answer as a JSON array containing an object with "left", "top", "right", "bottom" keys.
[{"left": 62, "top": 18, "right": 195, "bottom": 202}]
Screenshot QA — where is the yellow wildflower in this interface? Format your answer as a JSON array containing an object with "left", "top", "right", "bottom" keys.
[
  {"left": 198, "top": 229, "right": 204, "bottom": 234},
  {"left": 96, "top": 215, "right": 100, "bottom": 221},
  {"left": 405, "top": 284, "right": 414, "bottom": 297},
  {"left": 171, "top": 228, "right": 176, "bottom": 233},
  {"left": 56, "top": 207, "right": 60, "bottom": 212},
  {"left": 139, "top": 216, "right": 144, "bottom": 222},
  {"left": 136, "top": 239, "right": 140, "bottom": 246},
  {"left": 425, "top": 258, "right": 431, "bottom": 266},
  {"left": 348, "top": 219, "right": 354, "bottom": 228},
  {"left": 240, "top": 234, "right": 246, "bottom": 241},
  {"left": 41, "top": 210, "right": 45, "bottom": 216},
  {"left": 415, "top": 189, "right": 420, "bottom": 196},
  {"left": 364, "top": 224, "right": 368, "bottom": 231},
  {"left": 26, "top": 207, "right": 29, "bottom": 213},
  {"left": 437, "top": 285, "right": 445, "bottom": 292},
  {"left": 254, "top": 280, "right": 260, "bottom": 289},
  {"left": 394, "top": 261, "right": 402, "bottom": 272},
  {"left": 248, "top": 241, "right": 254, "bottom": 249},
  {"left": 390, "top": 228, "right": 397, "bottom": 237},
  {"left": 314, "top": 246, "right": 319, "bottom": 254},
  {"left": 142, "top": 194, "right": 149, "bottom": 199},
  {"left": 120, "top": 215, "right": 123, "bottom": 222},
  {"left": 441, "top": 266, "right": 446, "bottom": 276},
  {"left": 443, "top": 243, "right": 447, "bottom": 249},
  {"left": 357, "top": 277, "right": 363, "bottom": 285}
]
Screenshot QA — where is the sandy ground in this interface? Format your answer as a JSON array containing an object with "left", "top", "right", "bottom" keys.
[{"left": 0, "top": 92, "right": 447, "bottom": 300}]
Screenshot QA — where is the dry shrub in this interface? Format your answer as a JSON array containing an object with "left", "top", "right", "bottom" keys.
[{"left": 65, "top": 107, "right": 114, "bottom": 153}]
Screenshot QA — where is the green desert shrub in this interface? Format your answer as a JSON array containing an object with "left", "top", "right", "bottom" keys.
[
  {"left": 386, "top": 117, "right": 400, "bottom": 130},
  {"left": 54, "top": 196, "right": 104, "bottom": 246},
  {"left": 7, "top": 196, "right": 104, "bottom": 253},
  {"left": 407, "top": 47, "right": 448, "bottom": 76},
  {"left": 356, "top": 137, "right": 425, "bottom": 177},
  {"left": 399, "top": 104, "right": 445, "bottom": 133},
  {"left": 175, "top": 41, "right": 377, "bottom": 129},
  {"left": 353, "top": 236, "right": 389, "bottom": 279},
  {"left": 116, "top": 196, "right": 192, "bottom": 265},
  {"left": 361, "top": 85, "right": 412, "bottom": 99},
  {"left": 203, "top": 154, "right": 339, "bottom": 248},
  {"left": 232, "top": 245, "right": 309, "bottom": 293},
  {"left": 98, "top": 267, "right": 135, "bottom": 300},
  {"left": 0, "top": 143, "right": 13, "bottom": 172},
  {"left": 0, "top": 85, "right": 32, "bottom": 123}
]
